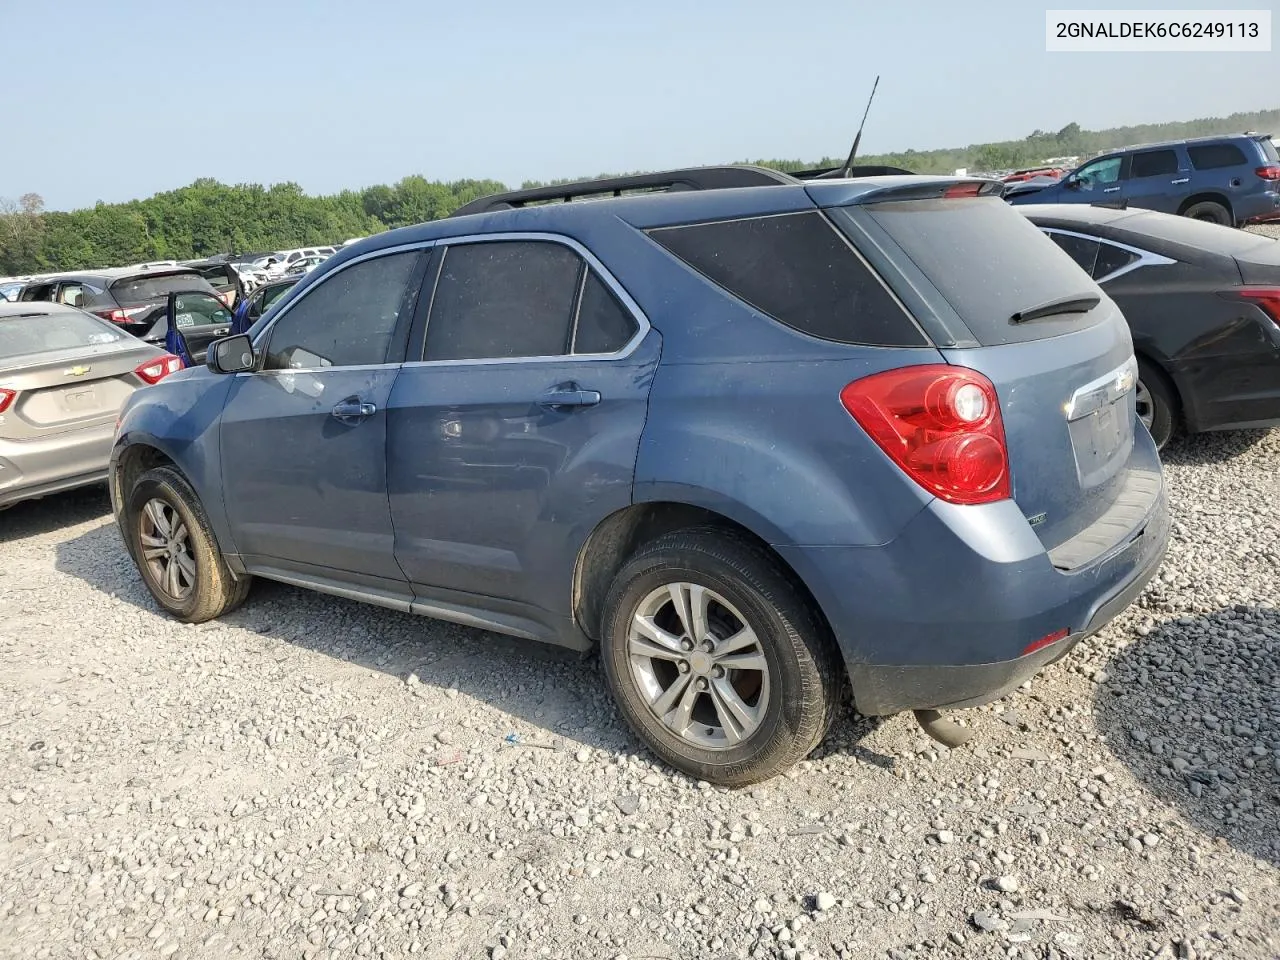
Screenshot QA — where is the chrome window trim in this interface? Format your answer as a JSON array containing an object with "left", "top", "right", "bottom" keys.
[
  {"left": 405, "top": 231, "right": 651, "bottom": 367},
  {"left": 1040, "top": 227, "right": 1176, "bottom": 284}
]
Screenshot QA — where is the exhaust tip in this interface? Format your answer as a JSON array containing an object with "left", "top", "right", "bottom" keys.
[{"left": 913, "top": 709, "right": 976, "bottom": 749}]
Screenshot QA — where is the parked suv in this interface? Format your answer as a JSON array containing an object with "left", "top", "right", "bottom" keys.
[
  {"left": 110, "top": 167, "right": 1168, "bottom": 785},
  {"left": 1006, "top": 133, "right": 1280, "bottom": 226}
]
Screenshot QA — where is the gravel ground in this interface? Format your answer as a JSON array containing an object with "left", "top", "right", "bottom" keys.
[{"left": 1, "top": 428, "right": 1278, "bottom": 960}]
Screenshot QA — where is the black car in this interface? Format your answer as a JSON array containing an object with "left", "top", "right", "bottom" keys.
[
  {"left": 1020, "top": 204, "right": 1280, "bottom": 447},
  {"left": 18, "top": 267, "right": 224, "bottom": 347}
]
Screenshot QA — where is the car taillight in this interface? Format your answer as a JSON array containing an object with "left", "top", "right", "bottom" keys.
[
  {"left": 840, "top": 365, "right": 1011, "bottom": 505},
  {"left": 0, "top": 387, "right": 15, "bottom": 413},
  {"left": 1255, "top": 165, "right": 1280, "bottom": 181},
  {"left": 94, "top": 308, "right": 130, "bottom": 324},
  {"left": 134, "top": 354, "right": 184, "bottom": 385},
  {"left": 1229, "top": 287, "right": 1280, "bottom": 328}
]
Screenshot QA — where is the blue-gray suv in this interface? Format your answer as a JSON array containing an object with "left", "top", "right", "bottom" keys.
[
  {"left": 1006, "top": 133, "right": 1280, "bottom": 227},
  {"left": 110, "top": 167, "right": 1169, "bottom": 785}
]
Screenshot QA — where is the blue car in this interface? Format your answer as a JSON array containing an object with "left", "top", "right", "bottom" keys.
[
  {"left": 1007, "top": 133, "right": 1280, "bottom": 227},
  {"left": 110, "top": 166, "right": 1168, "bottom": 785}
]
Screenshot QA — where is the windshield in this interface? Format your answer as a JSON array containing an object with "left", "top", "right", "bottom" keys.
[
  {"left": 855, "top": 196, "right": 1104, "bottom": 345},
  {"left": 0, "top": 311, "right": 123, "bottom": 360},
  {"left": 109, "top": 272, "right": 214, "bottom": 306}
]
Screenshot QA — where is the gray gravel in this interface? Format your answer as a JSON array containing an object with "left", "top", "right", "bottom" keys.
[{"left": 1, "top": 428, "right": 1278, "bottom": 960}]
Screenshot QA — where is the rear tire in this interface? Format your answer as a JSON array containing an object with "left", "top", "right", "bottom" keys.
[
  {"left": 124, "top": 466, "right": 251, "bottom": 622},
  {"left": 1182, "top": 201, "right": 1232, "bottom": 226},
  {"left": 599, "top": 526, "right": 841, "bottom": 787},
  {"left": 1136, "top": 359, "right": 1177, "bottom": 451}
]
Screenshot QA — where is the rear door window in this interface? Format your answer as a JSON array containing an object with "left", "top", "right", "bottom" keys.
[
  {"left": 1047, "top": 232, "right": 1100, "bottom": 275},
  {"left": 1130, "top": 150, "right": 1179, "bottom": 178},
  {"left": 648, "top": 212, "right": 926, "bottom": 347},
  {"left": 1093, "top": 242, "right": 1141, "bottom": 280},
  {"left": 423, "top": 241, "right": 582, "bottom": 361},
  {"left": 859, "top": 197, "right": 1104, "bottom": 345},
  {"left": 1187, "top": 143, "right": 1248, "bottom": 170}
]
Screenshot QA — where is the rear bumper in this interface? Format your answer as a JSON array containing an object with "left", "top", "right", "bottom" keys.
[
  {"left": 0, "top": 424, "right": 115, "bottom": 508},
  {"left": 1238, "top": 190, "right": 1280, "bottom": 224},
  {"left": 777, "top": 477, "right": 1171, "bottom": 716}
]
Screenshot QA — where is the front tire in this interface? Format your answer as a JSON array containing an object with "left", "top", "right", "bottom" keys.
[
  {"left": 124, "top": 465, "right": 251, "bottom": 622},
  {"left": 600, "top": 527, "right": 841, "bottom": 786}
]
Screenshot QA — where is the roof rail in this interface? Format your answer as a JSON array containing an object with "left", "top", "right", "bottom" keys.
[{"left": 449, "top": 165, "right": 801, "bottom": 218}]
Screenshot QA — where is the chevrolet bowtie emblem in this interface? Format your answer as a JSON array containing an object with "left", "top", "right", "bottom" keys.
[{"left": 65, "top": 365, "right": 91, "bottom": 376}]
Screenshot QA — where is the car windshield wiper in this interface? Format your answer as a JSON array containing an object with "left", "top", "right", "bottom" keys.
[{"left": 1010, "top": 293, "right": 1101, "bottom": 324}]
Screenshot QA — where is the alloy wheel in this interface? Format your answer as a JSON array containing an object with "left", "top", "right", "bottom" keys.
[
  {"left": 627, "top": 582, "right": 770, "bottom": 749},
  {"left": 1135, "top": 379, "right": 1154, "bottom": 430},
  {"left": 139, "top": 498, "right": 196, "bottom": 601}
]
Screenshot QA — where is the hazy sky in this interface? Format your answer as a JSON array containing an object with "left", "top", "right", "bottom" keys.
[{"left": 4, "top": 0, "right": 1277, "bottom": 210}]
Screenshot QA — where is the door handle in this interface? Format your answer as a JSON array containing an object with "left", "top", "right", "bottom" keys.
[
  {"left": 538, "top": 384, "right": 601, "bottom": 410},
  {"left": 331, "top": 398, "right": 377, "bottom": 421},
  {"left": 1171, "top": 178, "right": 1190, "bottom": 184},
  {"left": 1102, "top": 187, "right": 1121, "bottom": 193}
]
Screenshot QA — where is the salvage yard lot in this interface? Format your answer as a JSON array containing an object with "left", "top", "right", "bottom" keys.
[{"left": 0, "top": 428, "right": 1276, "bottom": 960}]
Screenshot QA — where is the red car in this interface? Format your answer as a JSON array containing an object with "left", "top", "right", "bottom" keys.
[{"left": 1002, "top": 167, "right": 1068, "bottom": 184}]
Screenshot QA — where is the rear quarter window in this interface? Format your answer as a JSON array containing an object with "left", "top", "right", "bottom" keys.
[
  {"left": 859, "top": 197, "right": 1104, "bottom": 346},
  {"left": 1188, "top": 143, "right": 1248, "bottom": 170},
  {"left": 647, "top": 211, "right": 927, "bottom": 347}
]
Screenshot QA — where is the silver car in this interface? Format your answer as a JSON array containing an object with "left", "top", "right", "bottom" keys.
[{"left": 0, "top": 302, "right": 182, "bottom": 509}]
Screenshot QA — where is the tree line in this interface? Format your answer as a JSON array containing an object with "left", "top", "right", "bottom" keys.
[{"left": 3, "top": 108, "right": 1276, "bottom": 276}]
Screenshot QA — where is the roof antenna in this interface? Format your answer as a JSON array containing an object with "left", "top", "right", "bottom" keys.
[{"left": 840, "top": 75, "right": 880, "bottom": 177}]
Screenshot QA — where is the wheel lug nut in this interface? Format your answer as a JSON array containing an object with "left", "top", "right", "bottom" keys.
[
  {"left": 701, "top": 641, "right": 714, "bottom": 653},
  {"left": 695, "top": 678, "right": 708, "bottom": 691},
  {"left": 712, "top": 665, "right": 724, "bottom": 679},
  {"left": 680, "top": 638, "right": 694, "bottom": 652},
  {"left": 677, "top": 660, "right": 690, "bottom": 674}
]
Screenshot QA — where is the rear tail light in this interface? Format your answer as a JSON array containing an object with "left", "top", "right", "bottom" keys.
[
  {"left": 840, "top": 365, "right": 1011, "bottom": 505},
  {"left": 94, "top": 308, "right": 130, "bottom": 325},
  {"left": 1227, "top": 287, "right": 1280, "bottom": 328},
  {"left": 134, "top": 354, "right": 184, "bottom": 385},
  {"left": 1254, "top": 165, "right": 1280, "bottom": 181},
  {"left": 0, "top": 387, "right": 15, "bottom": 413}
]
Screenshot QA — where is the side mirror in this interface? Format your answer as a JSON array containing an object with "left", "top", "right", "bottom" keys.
[{"left": 207, "top": 334, "right": 256, "bottom": 374}]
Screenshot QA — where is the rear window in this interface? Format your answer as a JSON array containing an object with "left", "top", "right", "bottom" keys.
[
  {"left": 194, "top": 265, "right": 236, "bottom": 289},
  {"left": 861, "top": 197, "right": 1102, "bottom": 346},
  {"left": 1188, "top": 143, "right": 1248, "bottom": 170},
  {"left": 0, "top": 311, "right": 123, "bottom": 360},
  {"left": 109, "top": 272, "right": 214, "bottom": 306},
  {"left": 1122, "top": 211, "right": 1277, "bottom": 255},
  {"left": 1260, "top": 138, "right": 1279, "bottom": 163},
  {"left": 1130, "top": 150, "right": 1179, "bottom": 178},
  {"left": 648, "top": 212, "right": 926, "bottom": 347}
]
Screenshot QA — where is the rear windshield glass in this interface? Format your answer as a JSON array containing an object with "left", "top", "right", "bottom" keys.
[
  {"left": 109, "top": 272, "right": 213, "bottom": 305},
  {"left": 859, "top": 197, "right": 1103, "bottom": 345},
  {"left": 195, "top": 265, "right": 235, "bottom": 288},
  {"left": 1122, "top": 211, "right": 1278, "bottom": 255},
  {"left": 0, "top": 311, "right": 123, "bottom": 360}
]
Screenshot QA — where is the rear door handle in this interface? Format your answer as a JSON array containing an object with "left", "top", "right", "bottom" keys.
[
  {"left": 1171, "top": 178, "right": 1190, "bottom": 184},
  {"left": 332, "top": 398, "right": 377, "bottom": 421},
  {"left": 538, "top": 384, "right": 601, "bottom": 410},
  {"left": 1102, "top": 187, "right": 1121, "bottom": 193}
]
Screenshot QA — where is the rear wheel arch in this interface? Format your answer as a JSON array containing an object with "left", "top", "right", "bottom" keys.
[{"left": 571, "top": 502, "right": 830, "bottom": 646}]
